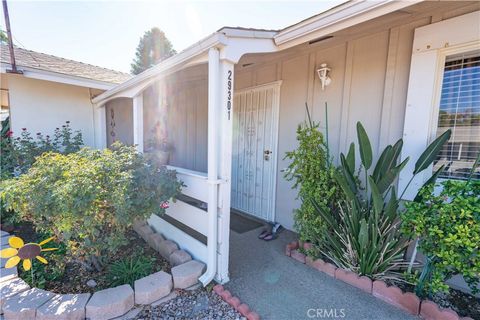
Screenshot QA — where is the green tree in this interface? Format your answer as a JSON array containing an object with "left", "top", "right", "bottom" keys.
[
  {"left": 0, "top": 30, "right": 8, "bottom": 44},
  {"left": 130, "top": 27, "right": 176, "bottom": 75}
]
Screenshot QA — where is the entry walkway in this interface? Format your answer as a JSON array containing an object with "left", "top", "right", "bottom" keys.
[{"left": 225, "top": 227, "right": 418, "bottom": 320}]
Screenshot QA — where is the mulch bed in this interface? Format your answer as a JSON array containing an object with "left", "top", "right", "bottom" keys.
[
  {"left": 385, "top": 279, "right": 480, "bottom": 319},
  {"left": 9, "top": 221, "right": 170, "bottom": 294},
  {"left": 136, "top": 288, "right": 245, "bottom": 320}
]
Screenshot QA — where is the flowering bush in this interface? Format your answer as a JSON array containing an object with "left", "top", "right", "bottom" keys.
[
  {"left": 1, "top": 143, "right": 182, "bottom": 271},
  {"left": 1, "top": 120, "right": 83, "bottom": 179}
]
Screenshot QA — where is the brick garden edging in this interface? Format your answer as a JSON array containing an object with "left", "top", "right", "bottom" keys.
[
  {"left": 212, "top": 284, "right": 261, "bottom": 320},
  {"left": 286, "top": 240, "right": 474, "bottom": 320},
  {"left": 0, "top": 222, "right": 206, "bottom": 320}
]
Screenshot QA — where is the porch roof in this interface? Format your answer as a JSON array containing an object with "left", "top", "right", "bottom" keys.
[{"left": 92, "top": 0, "right": 421, "bottom": 105}]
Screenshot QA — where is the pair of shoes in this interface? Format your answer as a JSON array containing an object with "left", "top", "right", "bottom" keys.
[{"left": 258, "top": 223, "right": 284, "bottom": 241}]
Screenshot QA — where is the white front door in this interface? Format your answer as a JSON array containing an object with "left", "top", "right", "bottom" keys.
[{"left": 231, "top": 81, "right": 281, "bottom": 222}]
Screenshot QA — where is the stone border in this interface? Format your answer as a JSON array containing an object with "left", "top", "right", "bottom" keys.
[
  {"left": 0, "top": 222, "right": 206, "bottom": 320},
  {"left": 212, "top": 284, "right": 260, "bottom": 320},
  {"left": 286, "top": 241, "right": 474, "bottom": 320}
]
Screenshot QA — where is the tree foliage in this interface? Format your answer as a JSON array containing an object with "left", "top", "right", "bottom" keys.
[
  {"left": 1, "top": 143, "right": 182, "bottom": 270},
  {"left": 130, "top": 27, "right": 176, "bottom": 75}
]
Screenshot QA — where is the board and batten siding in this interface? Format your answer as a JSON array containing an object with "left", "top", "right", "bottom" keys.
[{"left": 234, "top": 3, "right": 479, "bottom": 230}]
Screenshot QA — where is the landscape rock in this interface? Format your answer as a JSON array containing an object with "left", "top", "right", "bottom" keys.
[
  {"left": 3, "top": 288, "right": 55, "bottom": 320},
  {"left": 86, "top": 279, "right": 97, "bottom": 288},
  {"left": 0, "top": 266, "right": 18, "bottom": 282},
  {"left": 36, "top": 293, "right": 91, "bottom": 320},
  {"left": 134, "top": 271, "right": 172, "bottom": 305},
  {"left": 0, "top": 278, "right": 30, "bottom": 312},
  {"left": 171, "top": 260, "right": 206, "bottom": 289},
  {"left": 146, "top": 233, "right": 164, "bottom": 251},
  {"left": 157, "top": 240, "right": 178, "bottom": 260},
  {"left": 169, "top": 249, "right": 192, "bottom": 266},
  {"left": 86, "top": 284, "right": 134, "bottom": 320},
  {"left": 136, "top": 224, "right": 154, "bottom": 241}
]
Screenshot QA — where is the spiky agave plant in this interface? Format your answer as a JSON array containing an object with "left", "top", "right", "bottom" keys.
[{"left": 312, "top": 122, "right": 451, "bottom": 279}]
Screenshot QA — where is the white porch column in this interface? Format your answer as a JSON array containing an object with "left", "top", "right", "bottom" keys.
[
  {"left": 200, "top": 47, "right": 220, "bottom": 286},
  {"left": 94, "top": 106, "right": 107, "bottom": 149},
  {"left": 133, "top": 94, "right": 144, "bottom": 152},
  {"left": 216, "top": 57, "right": 235, "bottom": 284}
]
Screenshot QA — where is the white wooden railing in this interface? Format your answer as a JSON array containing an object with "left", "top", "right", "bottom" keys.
[{"left": 147, "top": 165, "right": 209, "bottom": 263}]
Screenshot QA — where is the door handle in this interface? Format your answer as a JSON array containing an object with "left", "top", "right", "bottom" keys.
[{"left": 264, "top": 150, "right": 272, "bottom": 161}]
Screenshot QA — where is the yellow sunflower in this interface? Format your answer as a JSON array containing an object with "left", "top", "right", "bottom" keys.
[{"left": 0, "top": 236, "right": 57, "bottom": 271}]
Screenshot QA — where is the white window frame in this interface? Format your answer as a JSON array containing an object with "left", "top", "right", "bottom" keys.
[{"left": 399, "top": 11, "right": 480, "bottom": 200}]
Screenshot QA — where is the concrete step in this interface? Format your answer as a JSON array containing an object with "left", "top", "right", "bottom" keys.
[
  {"left": 171, "top": 260, "right": 206, "bottom": 289},
  {"left": 0, "top": 278, "right": 30, "bottom": 313},
  {"left": 169, "top": 249, "right": 192, "bottom": 267},
  {"left": 134, "top": 271, "right": 172, "bottom": 305},
  {"left": 86, "top": 284, "right": 134, "bottom": 320},
  {"left": 36, "top": 293, "right": 91, "bottom": 320},
  {"left": 3, "top": 288, "right": 54, "bottom": 320}
]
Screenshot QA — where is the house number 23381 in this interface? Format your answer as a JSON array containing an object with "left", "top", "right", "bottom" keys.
[{"left": 227, "top": 70, "right": 232, "bottom": 120}]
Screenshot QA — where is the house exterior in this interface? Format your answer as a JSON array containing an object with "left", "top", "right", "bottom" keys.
[
  {"left": 22, "top": 1, "right": 480, "bottom": 286},
  {"left": 0, "top": 44, "right": 131, "bottom": 146}
]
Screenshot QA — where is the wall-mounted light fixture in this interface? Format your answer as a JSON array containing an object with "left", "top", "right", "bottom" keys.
[{"left": 316, "top": 63, "right": 331, "bottom": 90}]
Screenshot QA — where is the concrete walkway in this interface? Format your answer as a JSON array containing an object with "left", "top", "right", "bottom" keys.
[{"left": 225, "top": 227, "right": 418, "bottom": 320}]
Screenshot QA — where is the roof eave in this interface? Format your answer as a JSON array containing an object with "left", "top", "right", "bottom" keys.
[
  {"left": 274, "top": 0, "right": 423, "bottom": 49},
  {"left": 92, "top": 32, "right": 229, "bottom": 105},
  {"left": 0, "top": 64, "right": 118, "bottom": 90}
]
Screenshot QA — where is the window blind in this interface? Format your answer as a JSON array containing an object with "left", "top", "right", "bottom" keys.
[{"left": 433, "top": 51, "right": 480, "bottom": 180}]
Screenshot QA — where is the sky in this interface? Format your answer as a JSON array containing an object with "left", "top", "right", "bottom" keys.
[{"left": 1, "top": 0, "right": 344, "bottom": 74}]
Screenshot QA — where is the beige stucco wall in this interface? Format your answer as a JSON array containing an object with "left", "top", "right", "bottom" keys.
[
  {"left": 6, "top": 74, "right": 96, "bottom": 147},
  {"left": 234, "top": 2, "right": 480, "bottom": 230}
]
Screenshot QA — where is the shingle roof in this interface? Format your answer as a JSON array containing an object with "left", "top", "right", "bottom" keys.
[{"left": 1, "top": 44, "right": 131, "bottom": 84}]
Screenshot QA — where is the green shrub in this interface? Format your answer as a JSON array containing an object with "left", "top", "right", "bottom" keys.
[
  {"left": 284, "top": 108, "right": 342, "bottom": 248},
  {"left": 107, "top": 253, "right": 155, "bottom": 288},
  {"left": 312, "top": 122, "right": 451, "bottom": 279},
  {"left": 1, "top": 143, "right": 182, "bottom": 270},
  {"left": 1, "top": 121, "right": 83, "bottom": 179},
  {"left": 402, "top": 178, "right": 480, "bottom": 297}
]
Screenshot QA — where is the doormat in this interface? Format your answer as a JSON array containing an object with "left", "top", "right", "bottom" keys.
[{"left": 230, "top": 210, "right": 264, "bottom": 234}]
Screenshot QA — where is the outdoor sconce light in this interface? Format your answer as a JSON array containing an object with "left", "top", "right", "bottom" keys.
[{"left": 316, "top": 63, "right": 331, "bottom": 90}]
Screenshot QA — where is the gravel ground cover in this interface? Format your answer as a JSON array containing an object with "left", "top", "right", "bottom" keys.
[{"left": 135, "top": 288, "right": 245, "bottom": 320}]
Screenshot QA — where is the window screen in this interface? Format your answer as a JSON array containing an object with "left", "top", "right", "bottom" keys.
[{"left": 433, "top": 51, "right": 480, "bottom": 180}]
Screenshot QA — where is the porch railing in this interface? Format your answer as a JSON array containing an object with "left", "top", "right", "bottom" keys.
[{"left": 147, "top": 165, "right": 209, "bottom": 263}]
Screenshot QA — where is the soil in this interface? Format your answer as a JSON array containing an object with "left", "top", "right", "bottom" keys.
[
  {"left": 385, "top": 279, "right": 480, "bottom": 319},
  {"left": 10, "top": 221, "right": 170, "bottom": 294}
]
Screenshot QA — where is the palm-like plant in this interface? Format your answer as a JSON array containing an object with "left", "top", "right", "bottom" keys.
[{"left": 312, "top": 122, "right": 451, "bottom": 279}]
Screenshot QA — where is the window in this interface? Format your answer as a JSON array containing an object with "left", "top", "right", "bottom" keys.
[
  {"left": 433, "top": 52, "right": 480, "bottom": 181},
  {"left": 399, "top": 11, "right": 480, "bottom": 200}
]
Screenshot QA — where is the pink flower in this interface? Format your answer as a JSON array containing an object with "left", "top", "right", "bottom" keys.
[
  {"left": 22, "top": 128, "right": 27, "bottom": 131},
  {"left": 6, "top": 130, "right": 13, "bottom": 137},
  {"left": 160, "top": 201, "right": 170, "bottom": 209}
]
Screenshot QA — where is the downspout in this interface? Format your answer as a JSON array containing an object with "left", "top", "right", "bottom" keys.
[{"left": 199, "top": 47, "right": 220, "bottom": 286}]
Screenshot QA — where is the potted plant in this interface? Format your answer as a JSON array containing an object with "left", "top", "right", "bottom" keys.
[{"left": 145, "top": 121, "right": 172, "bottom": 166}]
